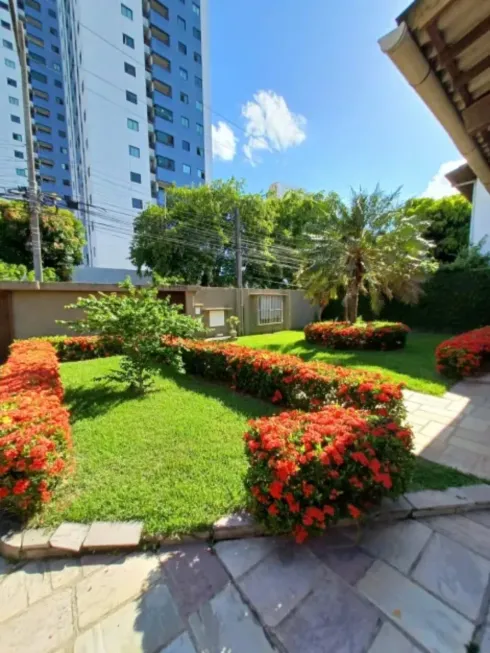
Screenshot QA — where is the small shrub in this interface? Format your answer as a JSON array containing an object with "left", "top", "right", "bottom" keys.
[
  {"left": 304, "top": 321, "right": 410, "bottom": 350},
  {"left": 31, "top": 335, "right": 123, "bottom": 361},
  {"left": 244, "top": 405, "right": 413, "bottom": 542},
  {"left": 0, "top": 341, "right": 71, "bottom": 516},
  {"left": 436, "top": 327, "right": 490, "bottom": 378}
]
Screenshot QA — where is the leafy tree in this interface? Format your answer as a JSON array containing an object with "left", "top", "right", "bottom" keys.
[
  {"left": 61, "top": 278, "right": 204, "bottom": 393},
  {"left": 405, "top": 195, "right": 471, "bottom": 263},
  {"left": 297, "top": 187, "right": 437, "bottom": 323},
  {"left": 0, "top": 260, "right": 56, "bottom": 281},
  {"left": 442, "top": 240, "right": 490, "bottom": 271},
  {"left": 0, "top": 200, "right": 85, "bottom": 281}
]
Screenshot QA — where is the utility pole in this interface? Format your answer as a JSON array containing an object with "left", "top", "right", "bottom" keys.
[
  {"left": 9, "top": 0, "right": 43, "bottom": 282},
  {"left": 234, "top": 207, "right": 244, "bottom": 334}
]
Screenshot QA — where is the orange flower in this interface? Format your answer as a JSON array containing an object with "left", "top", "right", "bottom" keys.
[
  {"left": 348, "top": 504, "right": 362, "bottom": 519},
  {"left": 269, "top": 480, "right": 284, "bottom": 500}
]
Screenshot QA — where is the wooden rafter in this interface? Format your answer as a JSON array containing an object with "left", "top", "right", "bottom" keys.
[
  {"left": 437, "top": 16, "right": 490, "bottom": 65},
  {"left": 462, "top": 93, "right": 490, "bottom": 134},
  {"left": 453, "top": 55, "right": 490, "bottom": 90}
]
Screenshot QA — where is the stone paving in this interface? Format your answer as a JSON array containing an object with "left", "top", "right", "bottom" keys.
[
  {"left": 3, "top": 510, "right": 490, "bottom": 652},
  {"left": 406, "top": 375, "right": 490, "bottom": 478}
]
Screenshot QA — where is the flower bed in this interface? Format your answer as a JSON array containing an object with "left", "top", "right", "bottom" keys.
[
  {"left": 436, "top": 327, "right": 490, "bottom": 378},
  {"left": 0, "top": 341, "right": 72, "bottom": 515},
  {"left": 304, "top": 321, "right": 410, "bottom": 350},
  {"left": 31, "top": 335, "right": 122, "bottom": 361},
  {"left": 244, "top": 405, "right": 413, "bottom": 542}
]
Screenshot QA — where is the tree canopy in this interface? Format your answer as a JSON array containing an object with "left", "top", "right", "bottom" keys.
[{"left": 0, "top": 200, "right": 85, "bottom": 281}]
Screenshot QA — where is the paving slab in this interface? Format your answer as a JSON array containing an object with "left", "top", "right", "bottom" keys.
[
  {"left": 457, "top": 484, "right": 490, "bottom": 505},
  {"left": 50, "top": 523, "right": 89, "bottom": 553},
  {"left": 404, "top": 488, "right": 472, "bottom": 516},
  {"left": 307, "top": 529, "right": 374, "bottom": 585},
  {"left": 160, "top": 632, "right": 197, "bottom": 653},
  {"left": 424, "top": 514, "right": 490, "bottom": 559},
  {"left": 80, "top": 553, "right": 122, "bottom": 577},
  {"left": 213, "top": 512, "right": 259, "bottom": 539},
  {"left": 24, "top": 560, "right": 52, "bottom": 605},
  {"left": 460, "top": 416, "right": 490, "bottom": 433},
  {"left": 411, "top": 532, "right": 490, "bottom": 621},
  {"left": 21, "top": 528, "right": 53, "bottom": 552},
  {"left": 357, "top": 520, "right": 432, "bottom": 574},
  {"left": 0, "top": 587, "right": 73, "bottom": 653},
  {"left": 368, "top": 622, "right": 422, "bottom": 652},
  {"left": 76, "top": 552, "right": 161, "bottom": 629},
  {"left": 188, "top": 583, "right": 274, "bottom": 653},
  {"left": 215, "top": 537, "right": 277, "bottom": 579},
  {"left": 74, "top": 581, "right": 183, "bottom": 653},
  {"left": 466, "top": 510, "right": 490, "bottom": 528},
  {"left": 357, "top": 560, "right": 474, "bottom": 653},
  {"left": 238, "top": 543, "right": 322, "bottom": 627},
  {"left": 160, "top": 543, "right": 228, "bottom": 617},
  {"left": 275, "top": 567, "right": 379, "bottom": 653},
  {"left": 83, "top": 521, "right": 143, "bottom": 550},
  {"left": 49, "top": 558, "right": 82, "bottom": 589},
  {"left": 0, "top": 565, "right": 28, "bottom": 623},
  {"left": 372, "top": 495, "right": 412, "bottom": 520},
  {"left": 0, "top": 529, "right": 23, "bottom": 558},
  {"left": 481, "top": 626, "right": 490, "bottom": 652}
]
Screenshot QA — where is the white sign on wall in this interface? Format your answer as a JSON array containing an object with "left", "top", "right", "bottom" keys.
[{"left": 209, "top": 310, "right": 225, "bottom": 327}]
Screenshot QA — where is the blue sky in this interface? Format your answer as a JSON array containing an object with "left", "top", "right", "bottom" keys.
[{"left": 209, "top": 0, "right": 463, "bottom": 200}]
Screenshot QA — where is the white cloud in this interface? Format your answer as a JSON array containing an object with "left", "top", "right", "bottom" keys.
[
  {"left": 212, "top": 121, "right": 237, "bottom": 161},
  {"left": 421, "top": 159, "right": 466, "bottom": 199},
  {"left": 241, "top": 90, "right": 307, "bottom": 164}
]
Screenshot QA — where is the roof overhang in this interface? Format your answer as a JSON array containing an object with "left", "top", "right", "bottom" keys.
[
  {"left": 445, "top": 162, "right": 476, "bottom": 200},
  {"left": 379, "top": 0, "right": 490, "bottom": 195}
]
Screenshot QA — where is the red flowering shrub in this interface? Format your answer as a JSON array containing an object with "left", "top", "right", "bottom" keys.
[
  {"left": 244, "top": 405, "right": 413, "bottom": 542},
  {"left": 305, "top": 321, "right": 410, "bottom": 350},
  {"left": 0, "top": 341, "right": 72, "bottom": 515},
  {"left": 435, "top": 327, "right": 490, "bottom": 378},
  {"left": 31, "top": 335, "right": 122, "bottom": 361}
]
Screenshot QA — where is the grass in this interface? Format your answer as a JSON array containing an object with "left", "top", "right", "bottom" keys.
[
  {"left": 34, "top": 356, "right": 485, "bottom": 535},
  {"left": 238, "top": 330, "right": 452, "bottom": 396}
]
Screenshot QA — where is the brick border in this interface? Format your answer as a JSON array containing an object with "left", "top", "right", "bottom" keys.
[{"left": 2, "top": 484, "right": 490, "bottom": 560}]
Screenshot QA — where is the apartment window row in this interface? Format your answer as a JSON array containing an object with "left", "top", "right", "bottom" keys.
[
  {"left": 3, "top": 38, "right": 12, "bottom": 49},
  {"left": 121, "top": 3, "right": 133, "bottom": 19},
  {"left": 132, "top": 198, "right": 143, "bottom": 209},
  {"left": 130, "top": 171, "right": 141, "bottom": 183},
  {"left": 155, "top": 156, "right": 204, "bottom": 179},
  {"left": 126, "top": 89, "right": 137, "bottom": 104}
]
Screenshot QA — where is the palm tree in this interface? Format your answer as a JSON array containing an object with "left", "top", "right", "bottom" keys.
[{"left": 297, "top": 187, "right": 437, "bottom": 323}]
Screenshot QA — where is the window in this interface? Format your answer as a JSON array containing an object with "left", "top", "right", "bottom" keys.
[
  {"left": 26, "top": 0, "right": 40, "bottom": 9},
  {"left": 194, "top": 51, "right": 202, "bottom": 64},
  {"left": 38, "top": 140, "right": 53, "bottom": 151},
  {"left": 31, "top": 70, "right": 47, "bottom": 83},
  {"left": 14, "top": 150, "right": 23, "bottom": 159},
  {"left": 154, "top": 104, "right": 173, "bottom": 122},
  {"left": 195, "top": 75, "right": 202, "bottom": 88},
  {"left": 57, "top": 113, "right": 65, "bottom": 121},
  {"left": 26, "top": 14, "right": 42, "bottom": 29},
  {"left": 16, "top": 168, "right": 27, "bottom": 177},
  {"left": 26, "top": 34, "right": 44, "bottom": 47},
  {"left": 130, "top": 171, "right": 141, "bottom": 183},
  {"left": 3, "top": 38, "right": 12, "bottom": 49},
  {"left": 124, "top": 62, "right": 136, "bottom": 76},
  {"left": 29, "top": 52, "right": 46, "bottom": 64},
  {"left": 10, "top": 114, "right": 20, "bottom": 123},
  {"left": 179, "top": 67, "right": 188, "bottom": 80},
  {"left": 155, "top": 130, "right": 174, "bottom": 146},
  {"left": 196, "top": 146, "right": 203, "bottom": 156},
  {"left": 58, "top": 129, "right": 66, "bottom": 137},
  {"left": 258, "top": 296, "right": 284, "bottom": 325},
  {"left": 40, "top": 175, "right": 56, "bottom": 183},
  {"left": 0, "top": 1, "right": 8, "bottom": 9},
  {"left": 180, "top": 91, "right": 189, "bottom": 104},
  {"left": 178, "top": 41, "right": 187, "bottom": 55},
  {"left": 51, "top": 45, "right": 59, "bottom": 54},
  {"left": 127, "top": 118, "right": 139, "bottom": 131},
  {"left": 8, "top": 95, "right": 18, "bottom": 105},
  {"left": 126, "top": 90, "right": 137, "bottom": 104},
  {"left": 4, "top": 57, "right": 15, "bottom": 68},
  {"left": 151, "top": 1, "right": 169, "bottom": 19},
  {"left": 196, "top": 99, "right": 203, "bottom": 112},
  {"left": 49, "top": 27, "right": 58, "bottom": 36},
  {"left": 156, "top": 155, "right": 175, "bottom": 171},
  {"left": 182, "top": 163, "right": 191, "bottom": 174},
  {"left": 60, "top": 147, "right": 68, "bottom": 154},
  {"left": 121, "top": 3, "right": 133, "bottom": 19},
  {"left": 12, "top": 132, "right": 22, "bottom": 141},
  {"left": 39, "top": 158, "right": 54, "bottom": 167},
  {"left": 61, "top": 163, "right": 69, "bottom": 170},
  {"left": 132, "top": 198, "right": 143, "bottom": 209},
  {"left": 1, "top": 20, "right": 11, "bottom": 30},
  {"left": 33, "top": 88, "right": 48, "bottom": 100},
  {"left": 7, "top": 77, "right": 16, "bottom": 87},
  {"left": 193, "top": 27, "right": 201, "bottom": 40},
  {"left": 209, "top": 310, "right": 225, "bottom": 328},
  {"left": 54, "top": 79, "right": 62, "bottom": 88},
  {"left": 151, "top": 26, "right": 170, "bottom": 45},
  {"left": 37, "top": 123, "right": 51, "bottom": 134},
  {"left": 55, "top": 96, "right": 64, "bottom": 105},
  {"left": 197, "top": 168, "right": 205, "bottom": 180},
  {"left": 129, "top": 145, "right": 140, "bottom": 157},
  {"left": 155, "top": 80, "right": 172, "bottom": 97},
  {"left": 181, "top": 115, "right": 189, "bottom": 127},
  {"left": 177, "top": 16, "right": 186, "bottom": 29},
  {"left": 182, "top": 140, "right": 190, "bottom": 151},
  {"left": 48, "top": 9, "right": 56, "bottom": 18},
  {"left": 52, "top": 62, "right": 61, "bottom": 72},
  {"left": 35, "top": 106, "right": 50, "bottom": 118},
  {"left": 63, "top": 179, "right": 70, "bottom": 186},
  {"left": 192, "top": 2, "right": 200, "bottom": 16},
  {"left": 196, "top": 122, "right": 203, "bottom": 135},
  {"left": 153, "top": 53, "right": 171, "bottom": 72},
  {"left": 123, "top": 33, "right": 135, "bottom": 49}
]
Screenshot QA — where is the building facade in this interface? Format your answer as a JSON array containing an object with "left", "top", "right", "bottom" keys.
[{"left": 0, "top": 0, "right": 211, "bottom": 269}]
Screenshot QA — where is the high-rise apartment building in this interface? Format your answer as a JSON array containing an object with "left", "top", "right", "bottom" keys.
[{"left": 0, "top": 0, "right": 211, "bottom": 269}]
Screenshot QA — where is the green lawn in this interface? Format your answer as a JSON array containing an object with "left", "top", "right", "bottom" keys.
[
  {"left": 34, "top": 356, "right": 484, "bottom": 536},
  {"left": 238, "top": 330, "right": 452, "bottom": 396}
]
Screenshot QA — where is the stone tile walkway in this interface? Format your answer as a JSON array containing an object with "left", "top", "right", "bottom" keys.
[
  {"left": 406, "top": 376, "right": 490, "bottom": 478},
  {"left": 3, "top": 511, "right": 490, "bottom": 652}
]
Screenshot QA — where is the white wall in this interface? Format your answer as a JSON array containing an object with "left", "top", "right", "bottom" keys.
[
  {"left": 78, "top": 0, "right": 152, "bottom": 268},
  {"left": 471, "top": 180, "right": 490, "bottom": 254}
]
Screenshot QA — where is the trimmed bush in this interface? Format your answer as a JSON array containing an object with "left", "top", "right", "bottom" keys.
[
  {"left": 244, "top": 405, "right": 413, "bottom": 542},
  {"left": 30, "top": 335, "right": 122, "bottom": 361},
  {"left": 0, "top": 341, "right": 72, "bottom": 515},
  {"left": 436, "top": 327, "right": 490, "bottom": 378},
  {"left": 304, "top": 321, "right": 409, "bottom": 350}
]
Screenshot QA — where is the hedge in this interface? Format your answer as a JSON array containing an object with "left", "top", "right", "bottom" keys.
[
  {"left": 304, "top": 321, "right": 409, "bottom": 350},
  {"left": 0, "top": 341, "right": 72, "bottom": 515},
  {"left": 244, "top": 406, "right": 413, "bottom": 542},
  {"left": 436, "top": 327, "right": 490, "bottom": 378},
  {"left": 321, "top": 269, "right": 490, "bottom": 333}
]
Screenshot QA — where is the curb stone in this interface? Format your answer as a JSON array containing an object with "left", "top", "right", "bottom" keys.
[{"left": 2, "top": 484, "right": 490, "bottom": 560}]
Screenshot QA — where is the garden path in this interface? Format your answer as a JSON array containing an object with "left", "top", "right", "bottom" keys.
[
  {"left": 407, "top": 375, "right": 490, "bottom": 478},
  {"left": 3, "top": 509, "right": 490, "bottom": 652}
]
